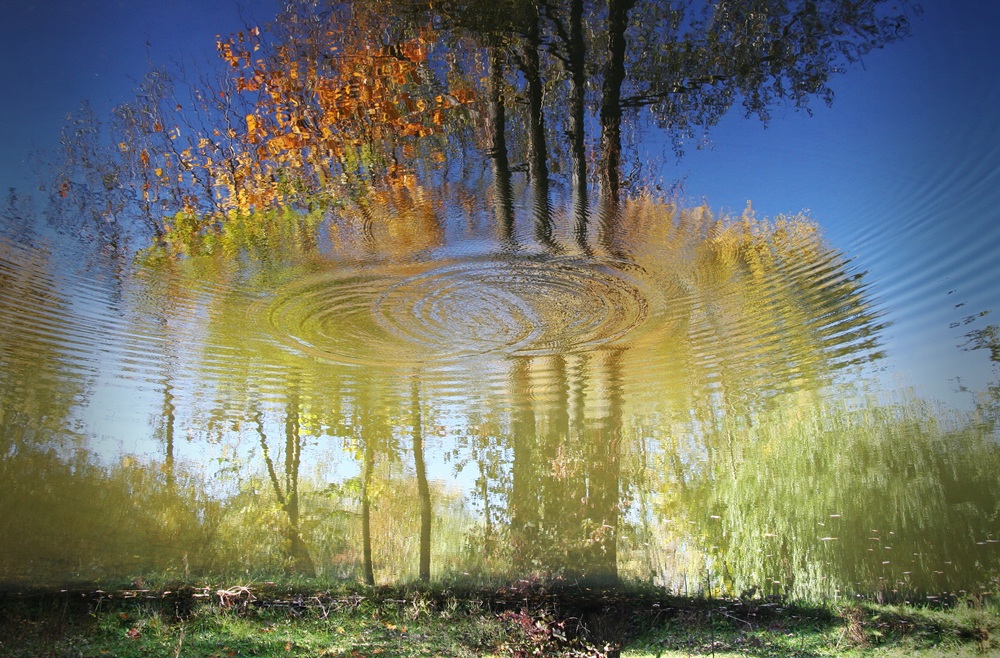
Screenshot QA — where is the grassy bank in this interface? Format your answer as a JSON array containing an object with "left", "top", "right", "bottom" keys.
[{"left": 1, "top": 582, "right": 996, "bottom": 657}]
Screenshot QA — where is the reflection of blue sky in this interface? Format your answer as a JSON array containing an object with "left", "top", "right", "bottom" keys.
[
  {"left": 0, "top": 0, "right": 278, "bottom": 189},
  {"left": 669, "top": 3, "right": 1000, "bottom": 405},
  {"left": 2, "top": 1, "right": 999, "bottom": 410}
]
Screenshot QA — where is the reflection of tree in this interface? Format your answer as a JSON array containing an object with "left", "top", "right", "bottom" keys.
[
  {"left": 437, "top": 0, "right": 914, "bottom": 249},
  {"left": 502, "top": 350, "right": 628, "bottom": 584},
  {"left": 251, "top": 379, "right": 316, "bottom": 576},
  {"left": 509, "top": 357, "right": 540, "bottom": 570},
  {"left": 0, "top": 237, "right": 90, "bottom": 580},
  {"left": 130, "top": 261, "right": 199, "bottom": 493},
  {"left": 361, "top": 432, "right": 377, "bottom": 585},
  {"left": 597, "top": 0, "right": 634, "bottom": 215},
  {"left": 595, "top": 0, "right": 914, "bottom": 247},
  {"left": 584, "top": 348, "right": 625, "bottom": 584},
  {"left": 518, "top": 2, "right": 556, "bottom": 248},
  {"left": 158, "top": 259, "right": 326, "bottom": 576},
  {"left": 133, "top": 252, "right": 471, "bottom": 583},
  {"left": 43, "top": 0, "right": 915, "bottom": 259},
  {"left": 343, "top": 372, "right": 402, "bottom": 585},
  {"left": 44, "top": 1, "right": 467, "bottom": 258},
  {"left": 411, "top": 377, "right": 433, "bottom": 582},
  {"left": 546, "top": 0, "right": 589, "bottom": 246},
  {"left": 486, "top": 45, "right": 516, "bottom": 247}
]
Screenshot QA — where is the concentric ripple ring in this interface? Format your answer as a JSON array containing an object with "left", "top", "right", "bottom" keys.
[{"left": 265, "top": 258, "right": 650, "bottom": 366}]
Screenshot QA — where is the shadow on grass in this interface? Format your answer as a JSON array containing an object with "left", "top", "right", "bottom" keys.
[{"left": 0, "top": 581, "right": 996, "bottom": 657}]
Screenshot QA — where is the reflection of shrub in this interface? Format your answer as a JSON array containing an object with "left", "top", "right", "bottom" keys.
[
  {"left": 138, "top": 207, "right": 324, "bottom": 262},
  {"left": 204, "top": 473, "right": 356, "bottom": 579},
  {"left": 0, "top": 451, "right": 219, "bottom": 585}
]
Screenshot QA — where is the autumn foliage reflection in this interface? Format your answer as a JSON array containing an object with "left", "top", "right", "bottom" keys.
[{"left": 46, "top": 0, "right": 916, "bottom": 259}]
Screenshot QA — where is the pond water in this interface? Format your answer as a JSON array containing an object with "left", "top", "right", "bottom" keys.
[{"left": 1, "top": 1, "right": 999, "bottom": 602}]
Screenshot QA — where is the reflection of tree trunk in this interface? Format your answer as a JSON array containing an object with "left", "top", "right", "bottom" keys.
[
  {"left": 486, "top": 46, "right": 515, "bottom": 246},
  {"left": 510, "top": 357, "right": 538, "bottom": 569},
  {"left": 598, "top": 0, "right": 635, "bottom": 253},
  {"left": 162, "top": 381, "right": 175, "bottom": 492},
  {"left": 520, "top": 11, "right": 555, "bottom": 249},
  {"left": 585, "top": 349, "right": 624, "bottom": 585},
  {"left": 545, "top": 355, "right": 577, "bottom": 573},
  {"left": 253, "top": 392, "right": 316, "bottom": 577},
  {"left": 567, "top": 0, "right": 589, "bottom": 251},
  {"left": 478, "top": 466, "right": 493, "bottom": 555},
  {"left": 411, "top": 377, "right": 432, "bottom": 582},
  {"left": 282, "top": 390, "right": 316, "bottom": 576},
  {"left": 361, "top": 440, "right": 376, "bottom": 586}
]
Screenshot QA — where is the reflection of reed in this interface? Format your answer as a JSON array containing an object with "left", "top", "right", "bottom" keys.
[{"left": 640, "top": 386, "right": 1000, "bottom": 600}]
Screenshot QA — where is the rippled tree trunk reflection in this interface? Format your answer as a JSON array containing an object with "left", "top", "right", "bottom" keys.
[
  {"left": 554, "top": 0, "right": 590, "bottom": 250},
  {"left": 595, "top": 0, "right": 635, "bottom": 257},
  {"left": 411, "top": 377, "right": 432, "bottom": 582},
  {"left": 486, "top": 47, "right": 515, "bottom": 247},
  {"left": 584, "top": 348, "right": 624, "bottom": 585},
  {"left": 599, "top": 0, "right": 634, "bottom": 207},
  {"left": 510, "top": 357, "right": 540, "bottom": 570},
  {"left": 161, "top": 382, "right": 176, "bottom": 493},
  {"left": 252, "top": 385, "right": 316, "bottom": 577},
  {"left": 361, "top": 437, "right": 376, "bottom": 586},
  {"left": 517, "top": 4, "right": 555, "bottom": 250},
  {"left": 282, "top": 387, "right": 315, "bottom": 576}
]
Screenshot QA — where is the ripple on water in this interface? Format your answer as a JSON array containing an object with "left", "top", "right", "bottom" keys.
[{"left": 265, "top": 256, "right": 652, "bottom": 368}]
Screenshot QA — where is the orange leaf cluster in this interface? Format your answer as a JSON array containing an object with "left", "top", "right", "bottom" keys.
[
  {"left": 123, "top": 6, "right": 478, "bottom": 233},
  {"left": 192, "top": 9, "right": 475, "bottom": 213}
]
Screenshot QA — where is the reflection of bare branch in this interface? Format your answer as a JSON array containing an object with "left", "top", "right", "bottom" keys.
[{"left": 253, "top": 404, "right": 286, "bottom": 505}]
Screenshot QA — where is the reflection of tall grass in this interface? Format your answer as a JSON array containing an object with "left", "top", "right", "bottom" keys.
[{"left": 639, "top": 384, "right": 1000, "bottom": 602}]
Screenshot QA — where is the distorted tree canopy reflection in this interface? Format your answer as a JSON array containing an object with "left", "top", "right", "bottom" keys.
[
  {"left": 9, "top": 0, "right": 997, "bottom": 602},
  {"left": 49, "top": 0, "right": 915, "bottom": 258}
]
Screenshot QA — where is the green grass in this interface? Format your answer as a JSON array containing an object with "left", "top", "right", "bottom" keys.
[
  {"left": 1, "top": 583, "right": 997, "bottom": 657},
  {"left": 625, "top": 597, "right": 1000, "bottom": 657}
]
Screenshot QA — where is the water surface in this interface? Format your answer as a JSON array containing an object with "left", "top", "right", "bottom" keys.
[{"left": 1, "top": 0, "right": 999, "bottom": 601}]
